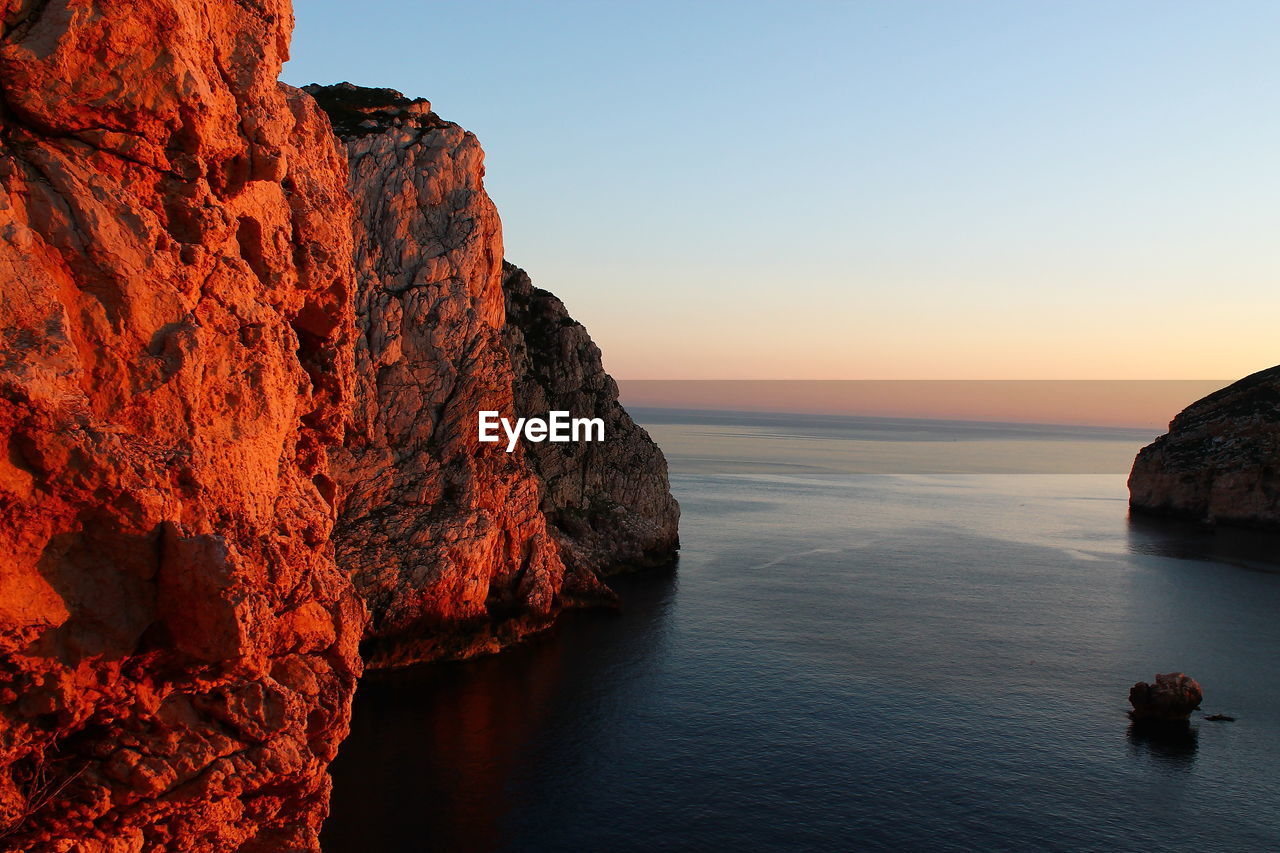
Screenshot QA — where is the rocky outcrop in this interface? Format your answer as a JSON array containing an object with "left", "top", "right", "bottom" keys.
[
  {"left": 503, "top": 263, "right": 679, "bottom": 576},
  {"left": 308, "top": 83, "right": 677, "bottom": 669},
  {"left": 0, "top": 2, "right": 361, "bottom": 850},
  {"left": 1, "top": 8, "right": 680, "bottom": 848},
  {"left": 312, "top": 81, "right": 600, "bottom": 667},
  {"left": 1129, "top": 366, "right": 1280, "bottom": 529},
  {"left": 1129, "top": 673, "right": 1203, "bottom": 724}
]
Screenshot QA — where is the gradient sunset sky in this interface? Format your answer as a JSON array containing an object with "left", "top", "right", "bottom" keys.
[{"left": 285, "top": 0, "right": 1277, "bottom": 381}]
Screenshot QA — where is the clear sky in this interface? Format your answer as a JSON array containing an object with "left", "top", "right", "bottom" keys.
[{"left": 284, "top": 1, "right": 1278, "bottom": 381}]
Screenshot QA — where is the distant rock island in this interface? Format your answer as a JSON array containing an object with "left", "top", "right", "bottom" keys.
[
  {"left": 1129, "top": 366, "right": 1280, "bottom": 529},
  {"left": 1128, "top": 672, "right": 1202, "bottom": 724}
]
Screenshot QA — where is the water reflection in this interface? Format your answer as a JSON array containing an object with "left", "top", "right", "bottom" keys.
[
  {"left": 1127, "top": 722, "right": 1200, "bottom": 766},
  {"left": 322, "top": 465, "right": 1280, "bottom": 852},
  {"left": 1126, "top": 513, "right": 1280, "bottom": 573},
  {"left": 321, "top": 566, "right": 679, "bottom": 853}
]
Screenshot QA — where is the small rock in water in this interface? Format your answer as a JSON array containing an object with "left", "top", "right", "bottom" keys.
[
  {"left": 1204, "top": 713, "right": 1235, "bottom": 722},
  {"left": 1128, "top": 672, "right": 1203, "bottom": 723}
]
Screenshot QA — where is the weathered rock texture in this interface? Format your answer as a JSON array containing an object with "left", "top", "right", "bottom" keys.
[
  {"left": 503, "top": 263, "right": 680, "bottom": 576},
  {"left": 0, "top": 8, "right": 680, "bottom": 846},
  {"left": 1129, "top": 366, "right": 1280, "bottom": 529},
  {"left": 1128, "top": 673, "right": 1203, "bottom": 724},
  {"left": 307, "top": 83, "right": 678, "bottom": 668},
  {"left": 0, "top": 2, "right": 362, "bottom": 850}
]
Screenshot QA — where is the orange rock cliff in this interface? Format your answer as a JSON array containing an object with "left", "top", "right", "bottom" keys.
[{"left": 0, "top": 4, "right": 677, "bottom": 850}]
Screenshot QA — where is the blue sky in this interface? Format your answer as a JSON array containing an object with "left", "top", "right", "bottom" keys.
[{"left": 285, "top": 1, "right": 1278, "bottom": 379}]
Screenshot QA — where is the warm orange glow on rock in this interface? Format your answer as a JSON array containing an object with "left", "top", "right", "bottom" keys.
[{"left": 0, "top": 1, "right": 361, "bottom": 848}]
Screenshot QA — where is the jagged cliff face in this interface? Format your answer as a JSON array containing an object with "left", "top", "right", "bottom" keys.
[
  {"left": 1129, "top": 366, "right": 1280, "bottom": 529},
  {"left": 311, "top": 82, "right": 601, "bottom": 667},
  {"left": 0, "top": 7, "right": 680, "bottom": 845},
  {"left": 308, "top": 84, "right": 678, "bottom": 668},
  {"left": 0, "top": 2, "right": 361, "bottom": 850},
  {"left": 503, "top": 263, "right": 679, "bottom": 575}
]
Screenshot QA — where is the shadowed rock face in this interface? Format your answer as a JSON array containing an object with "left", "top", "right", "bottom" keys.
[
  {"left": 503, "top": 263, "right": 680, "bottom": 576},
  {"left": 0, "top": 1, "right": 362, "bottom": 850},
  {"left": 1129, "top": 673, "right": 1203, "bottom": 724},
  {"left": 308, "top": 83, "right": 677, "bottom": 668},
  {"left": 1129, "top": 366, "right": 1280, "bottom": 529},
  {"left": 311, "top": 81, "right": 605, "bottom": 668}
]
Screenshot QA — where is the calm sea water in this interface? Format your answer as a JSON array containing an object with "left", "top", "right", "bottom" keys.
[{"left": 322, "top": 412, "right": 1280, "bottom": 852}]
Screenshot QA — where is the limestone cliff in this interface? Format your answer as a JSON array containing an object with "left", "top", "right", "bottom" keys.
[
  {"left": 1129, "top": 366, "right": 1280, "bottom": 529},
  {"left": 503, "top": 263, "right": 680, "bottom": 576},
  {"left": 0, "top": 9, "right": 680, "bottom": 848},
  {"left": 306, "top": 83, "right": 678, "bottom": 668},
  {"left": 0, "top": 1, "right": 362, "bottom": 850}
]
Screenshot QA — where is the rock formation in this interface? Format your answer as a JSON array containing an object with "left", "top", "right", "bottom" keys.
[
  {"left": 1128, "top": 673, "right": 1203, "bottom": 724},
  {"left": 0, "top": 8, "right": 679, "bottom": 849},
  {"left": 0, "top": 1, "right": 362, "bottom": 849},
  {"left": 306, "top": 83, "right": 678, "bottom": 668},
  {"left": 1129, "top": 366, "right": 1280, "bottom": 529},
  {"left": 503, "top": 263, "right": 680, "bottom": 576}
]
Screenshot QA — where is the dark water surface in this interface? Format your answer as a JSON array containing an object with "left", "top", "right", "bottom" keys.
[{"left": 323, "top": 415, "right": 1280, "bottom": 852}]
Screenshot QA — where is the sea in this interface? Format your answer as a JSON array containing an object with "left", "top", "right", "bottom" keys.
[{"left": 321, "top": 409, "right": 1280, "bottom": 852}]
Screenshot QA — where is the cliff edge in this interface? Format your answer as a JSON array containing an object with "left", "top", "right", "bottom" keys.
[
  {"left": 306, "top": 83, "right": 679, "bottom": 667},
  {"left": 503, "top": 262, "right": 680, "bottom": 576},
  {"left": 1129, "top": 366, "right": 1280, "bottom": 529},
  {"left": 0, "top": 14, "right": 679, "bottom": 850}
]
